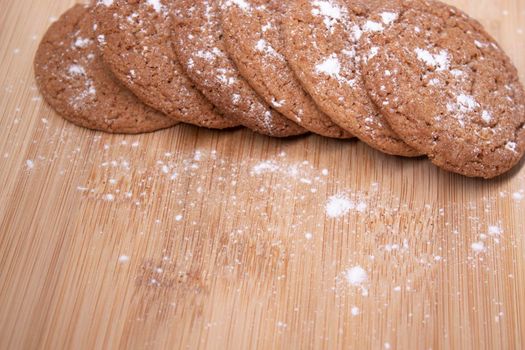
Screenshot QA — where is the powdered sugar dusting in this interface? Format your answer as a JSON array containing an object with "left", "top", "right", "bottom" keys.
[
  {"left": 315, "top": 55, "right": 341, "bottom": 77},
  {"left": 73, "top": 37, "right": 90, "bottom": 48},
  {"left": 118, "top": 255, "right": 130, "bottom": 263},
  {"left": 380, "top": 12, "right": 398, "bottom": 25},
  {"left": 97, "top": 0, "right": 114, "bottom": 6},
  {"left": 68, "top": 64, "right": 86, "bottom": 76},
  {"left": 311, "top": 0, "right": 344, "bottom": 33},
  {"left": 315, "top": 54, "right": 356, "bottom": 87},
  {"left": 471, "top": 241, "right": 486, "bottom": 253},
  {"left": 226, "top": 0, "right": 251, "bottom": 11},
  {"left": 512, "top": 191, "right": 524, "bottom": 201},
  {"left": 363, "top": 21, "right": 384, "bottom": 33},
  {"left": 325, "top": 193, "right": 367, "bottom": 218},
  {"left": 146, "top": 0, "right": 165, "bottom": 13},
  {"left": 65, "top": 63, "right": 96, "bottom": 108},
  {"left": 506, "top": 141, "right": 518, "bottom": 153},
  {"left": 414, "top": 48, "right": 451, "bottom": 71},
  {"left": 344, "top": 266, "right": 369, "bottom": 296},
  {"left": 456, "top": 94, "right": 479, "bottom": 112},
  {"left": 26, "top": 159, "right": 35, "bottom": 170},
  {"left": 345, "top": 266, "right": 368, "bottom": 286},
  {"left": 481, "top": 110, "right": 492, "bottom": 123},
  {"left": 11, "top": 108, "right": 524, "bottom": 341},
  {"left": 251, "top": 160, "right": 280, "bottom": 175},
  {"left": 254, "top": 39, "right": 284, "bottom": 61},
  {"left": 446, "top": 94, "right": 480, "bottom": 126},
  {"left": 325, "top": 194, "right": 354, "bottom": 218},
  {"left": 311, "top": 0, "right": 341, "bottom": 18}
]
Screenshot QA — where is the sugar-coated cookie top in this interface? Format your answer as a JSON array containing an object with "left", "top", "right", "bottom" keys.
[
  {"left": 34, "top": 4, "right": 176, "bottom": 134},
  {"left": 220, "top": 0, "right": 352, "bottom": 138},
  {"left": 171, "top": 0, "right": 306, "bottom": 137},
  {"left": 93, "top": 0, "right": 239, "bottom": 129},
  {"left": 282, "top": 0, "right": 419, "bottom": 156},
  {"left": 362, "top": 0, "right": 525, "bottom": 178}
]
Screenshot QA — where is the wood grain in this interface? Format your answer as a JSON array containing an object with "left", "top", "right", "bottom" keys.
[{"left": 0, "top": 0, "right": 524, "bottom": 349}]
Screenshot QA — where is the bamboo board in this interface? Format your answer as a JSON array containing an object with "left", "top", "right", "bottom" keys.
[{"left": 0, "top": 0, "right": 524, "bottom": 349}]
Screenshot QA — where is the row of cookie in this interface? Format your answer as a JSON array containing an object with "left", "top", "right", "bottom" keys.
[
  {"left": 34, "top": 0, "right": 525, "bottom": 178},
  {"left": 34, "top": 2, "right": 305, "bottom": 136},
  {"left": 218, "top": 0, "right": 525, "bottom": 178}
]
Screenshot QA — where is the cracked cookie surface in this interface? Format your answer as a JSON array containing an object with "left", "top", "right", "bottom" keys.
[
  {"left": 93, "top": 0, "right": 239, "bottom": 129},
  {"left": 171, "top": 0, "right": 307, "bottom": 138},
  {"left": 220, "top": 0, "right": 352, "bottom": 139},
  {"left": 34, "top": 4, "right": 177, "bottom": 134},
  {"left": 282, "top": 0, "right": 418, "bottom": 155},
  {"left": 362, "top": 0, "right": 525, "bottom": 178}
]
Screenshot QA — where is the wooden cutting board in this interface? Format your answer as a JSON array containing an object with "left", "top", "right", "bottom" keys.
[{"left": 1, "top": 1, "right": 524, "bottom": 349}]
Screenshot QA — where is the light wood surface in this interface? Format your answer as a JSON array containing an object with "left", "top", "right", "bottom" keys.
[{"left": 1, "top": 1, "right": 525, "bottom": 349}]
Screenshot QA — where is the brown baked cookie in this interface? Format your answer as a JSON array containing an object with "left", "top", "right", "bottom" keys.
[
  {"left": 282, "top": 0, "right": 419, "bottom": 156},
  {"left": 171, "top": 0, "right": 307, "bottom": 137},
  {"left": 92, "top": 0, "right": 239, "bottom": 129},
  {"left": 362, "top": 0, "right": 525, "bottom": 178},
  {"left": 34, "top": 4, "right": 176, "bottom": 134},
  {"left": 220, "top": 0, "right": 352, "bottom": 139}
]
